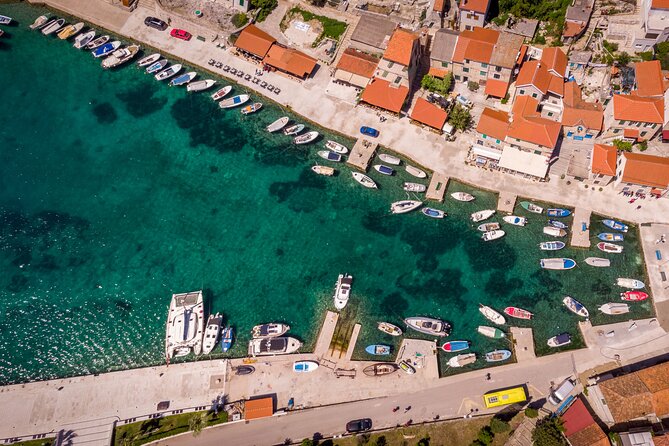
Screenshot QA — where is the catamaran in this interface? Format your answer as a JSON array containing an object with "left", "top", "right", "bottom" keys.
[{"left": 165, "top": 290, "right": 205, "bottom": 361}]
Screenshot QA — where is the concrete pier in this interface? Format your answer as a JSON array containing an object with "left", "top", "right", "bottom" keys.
[
  {"left": 510, "top": 327, "right": 536, "bottom": 363},
  {"left": 497, "top": 192, "right": 517, "bottom": 214},
  {"left": 396, "top": 339, "right": 440, "bottom": 380},
  {"left": 314, "top": 311, "right": 338, "bottom": 358},
  {"left": 344, "top": 323, "right": 361, "bottom": 362},
  {"left": 426, "top": 173, "right": 449, "bottom": 202},
  {"left": 346, "top": 138, "right": 377, "bottom": 171},
  {"left": 639, "top": 223, "right": 669, "bottom": 330},
  {"left": 570, "top": 208, "right": 591, "bottom": 248}
]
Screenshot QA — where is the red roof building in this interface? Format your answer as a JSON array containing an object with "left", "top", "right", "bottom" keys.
[
  {"left": 562, "top": 81, "right": 603, "bottom": 135},
  {"left": 410, "top": 98, "right": 449, "bottom": 130},
  {"left": 508, "top": 96, "right": 562, "bottom": 149},
  {"left": 263, "top": 45, "right": 318, "bottom": 79},
  {"left": 235, "top": 24, "right": 276, "bottom": 59},
  {"left": 562, "top": 397, "right": 610, "bottom": 446},
  {"left": 335, "top": 48, "right": 379, "bottom": 88},
  {"left": 360, "top": 78, "right": 409, "bottom": 113},
  {"left": 591, "top": 144, "right": 617, "bottom": 177},
  {"left": 635, "top": 60, "right": 665, "bottom": 97}
]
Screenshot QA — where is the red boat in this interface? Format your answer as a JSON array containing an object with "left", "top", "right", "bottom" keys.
[
  {"left": 621, "top": 291, "right": 649, "bottom": 301},
  {"left": 504, "top": 306, "right": 533, "bottom": 319}
]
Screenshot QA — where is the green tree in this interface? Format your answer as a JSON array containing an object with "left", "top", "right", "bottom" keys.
[
  {"left": 616, "top": 51, "right": 631, "bottom": 66},
  {"left": 251, "top": 0, "right": 278, "bottom": 22},
  {"left": 375, "top": 436, "right": 388, "bottom": 446},
  {"left": 532, "top": 418, "right": 567, "bottom": 446},
  {"left": 467, "top": 81, "right": 480, "bottom": 92},
  {"left": 638, "top": 140, "right": 648, "bottom": 151},
  {"left": 188, "top": 413, "right": 207, "bottom": 437},
  {"left": 300, "top": 439, "right": 314, "bottom": 446},
  {"left": 613, "top": 139, "right": 633, "bottom": 152},
  {"left": 490, "top": 417, "right": 510, "bottom": 433},
  {"left": 603, "top": 40, "right": 619, "bottom": 53},
  {"left": 525, "top": 407, "right": 539, "bottom": 418},
  {"left": 448, "top": 104, "right": 472, "bottom": 131},
  {"left": 231, "top": 13, "right": 249, "bottom": 28},
  {"left": 477, "top": 426, "right": 494, "bottom": 445},
  {"left": 639, "top": 51, "right": 654, "bottom": 61}
]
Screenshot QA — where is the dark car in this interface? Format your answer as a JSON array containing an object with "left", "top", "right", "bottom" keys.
[
  {"left": 170, "top": 28, "right": 192, "bottom": 41},
  {"left": 144, "top": 16, "right": 168, "bottom": 31},
  {"left": 346, "top": 418, "right": 372, "bottom": 433},
  {"left": 360, "top": 126, "right": 379, "bottom": 137}
]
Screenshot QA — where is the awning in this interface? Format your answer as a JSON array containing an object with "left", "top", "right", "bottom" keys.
[
  {"left": 651, "top": 188, "right": 664, "bottom": 196},
  {"left": 662, "top": 129, "right": 669, "bottom": 141},
  {"left": 471, "top": 144, "right": 502, "bottom": 160},
  {"left": 498, "top": 146, "right": 549, "bottom": 178},
  {"left": 624, "top": 128, "right": 640, "bottom": 140}
]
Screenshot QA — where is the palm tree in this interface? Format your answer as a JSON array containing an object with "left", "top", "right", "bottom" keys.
[{"left": 188, "top": 413, "right": 207, "bottom": 437}]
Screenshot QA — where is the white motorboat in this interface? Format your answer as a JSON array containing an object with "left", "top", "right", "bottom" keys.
[
  {"left": 211, "top": 85, "right": 233, "bottom": 101},
  {"left": 295, "top": 131, "right": 319, "bottom": 145},
  {"left": 284, "top": 124, "right": 304, "bottom": 136},
  {"left": 379, "top": 153, "right": 401, "bottom": 165},
  {"left": 563, "top": 296, "right": 589, "bottom": 318},
  {"left": 219, "top": 94, "right": 250, "bottom": 108},
  {"left": 390, "top": 200, "right": 422, "bottom": 214},
  {"left": 248, "top": 337, "right": 302, "bottom": 356},
  {"left": 373, "top": 164, "right": 395, "bottom": 175},
  {"left": 317, "top": 150, "right": 342, "bottom": 162},
  {"left": 155, "top": 63, "right": 183, "bottom": 81},
  {"left": 333, "top": 273, "right": 353, "bottom": 310},
  {"left": 137, "top": 52, "right": 161, "bottom": 67},
  {"left": 539, "top": 241, "right": 565, "bottom": 251},
  {"left": 187, "top": 79, "right": 216, "bottom": 92},
  {"left": 585, "top": 257, "right": 610, "bottom": 267},
  {"left": 422, "top": 207, "right": 446, "bottom": 218},
  {"left": 543, "top": 226, "right": 567, "bottom": 237},
  {"left": 478, "top": 222, "right": 500, "bottom": 232},
  {"left": 29, "top": 15, "right": 49, "bottom": 30},
  {"left": 477, "top": 325, "right": 505, "bottom": 339},
  {"left": 540, "top": 258, "right": 576, "bottom": 270},
  {"left": 471, "top": 209, "right": 495, "bottom": 222},
  {"left": 101, "top": 44, "right": 140, "bottom": 69},
  {"left": 311, "top": 165, "right": 335, "bottom": 176},
  {"left": 447, "top": 353, "right": 476, "bottom": 368},
  {"left": 293, "top": 360, "right": 319, "bottom": 373},
  {"left": 479, "top": 304, "right": 505, "bottom": 324},
  {"left": 326, "top": 140, "right": 349, "bottom": 154},
  {"left": 57, "top": 22, "right": 83, "bottom": 40},
  {"left": 92, "top": 40, "right": 121, "bottom": 58},
  {"left": 266, "top": 116, "right": 289, "bottom": 132},
  {"left": 503, "top": 216, "right": 527, "bottom": 226},
  {"left": 405, "top": 164, "right": 427, "bottom": 178},
  {"left": 202, "top": 313, "right": 222, "bottom": 354},
  {"left": 42, "top": 18, "right": 65, "bottom": 36},
  {"left": 482, "top": 230, "right": 505, "bottom": 241},
  {"left": 252, "top": 323, "right": 290, "bottom": 338},
  {"left": 146, "top": 59, "right": 168, "bottom": 74},
  {"left": 616, "top": 278, "right": 645, "bottom": 289},
  {"left": 404, "top": 317, "right": 451, "bottom": 336},
  {"left": 377, "top": 322, "right": 402, "bottom": 336},
  {"left": 86, "top": 35, "right": 110, "bottom": 50},
  {"left": 73, "top": 30, "right": 96, "bottom": 49},
  {"left": 352, "top": 172, "right": 377, "bottom": 189},
  {"left": 0, "top": 15, "right": 11, "bottom": 25},
  {"left": 403, "top": 182, "right": 426, "bottom": 192},
  {"left": 241, "top": 102, "right": 263, "bottom": 115},
  {"left": 599, "top": 303, "right": 630, "bottom": 315},
  {"left": 165, "top": 290, "right": 205, "bottom": 361},
  {"left": 451, "top": 192, "right": 475, "bottom": 202},
  {"left": 169, "top": 71, "right": 197, "bottom": 86},
  {"left": 547, "top": 333, "right": 571, "bottom": 348}
]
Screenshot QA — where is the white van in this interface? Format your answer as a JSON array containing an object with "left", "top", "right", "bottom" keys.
[{"left": 548, "top": 377, "right": 575, "bottom": 405}]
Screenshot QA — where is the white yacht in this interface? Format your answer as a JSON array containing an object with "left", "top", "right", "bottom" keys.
[
  {"left": 202, "top": 312, "right": 223, "bottom": 354},
  {"left": 333, "top": 273, "right": 353, "bottom": 310},
  {"left": 165, "top": 290, "right": 205, "bottom": 361}
]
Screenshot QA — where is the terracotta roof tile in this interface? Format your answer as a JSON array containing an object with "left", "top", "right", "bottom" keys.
[
  {"left": 235, "top": 24, "right": 276, "bottom": 59},
  {"left": 622, "top": 152, "right": 669, "bottom": 189},
  {"left": 428, "top": 67, "right": 449, "bottom": 78},
  {"left": 562, "top": 82, "right": 603, "bottom": 130},
  {"left": 383, "top": 28, "right": 418, "bottom": 66},
  {"left": 477, "top": 107, "right": 509, "bottom": 140},
  {"left": 613, "top": 94, "right": 664, "bottom": 124},
  {"left": 434, "top": 0, "right": 447, "bottom": 12},
  {"left": 652, "top": 0, "right": 669, "bottom": 8},
  {"left": 568, "top": 426, "right": 610, "bottom": 446},
  {"left": 541, "top": 47, "right": 567, "bottom": 77},
  {"left": 654, "top": 434, "right": 669, "bottom": 446},
  {"left": 245, "top": 397, "right": 274, "bottom": 420},
  {"left": 562, "top": 398, "right": 609, "bottom": 446},
  {"left": 484, "top": 78, "right": 510, "bottom": 98},
  {"left": 360, "top": 77, "right": 409, "bottom": 113},
  {"left": 599, "top": 373, "right": 656, "bottom": 423},
  {"left": 508, "top": 96, "right": 561, "bottom": 148},
  {"left": 411, "top": 98, "right": 448, "bottom": 129},
  {"left": 516, "top": 60, "right": 551, "bottom": 94},
  {"left": 548, "top": 74, "right": 565, "bottom": 96},
  {"left": 635, "top": 60, "right": 665, "bottom": 97},
  {"left": 452, "top": 27, "right": 498, "bottom": 64},
  {"left": 563, "top": 20, "right": 586, "bottom": 37},
  {"left": 263, "top": 45, "right": 318, "bottom": 78},
  {"left": 459, "top": 0, "right": 490, "bottom": 14},
  {"left": 336, "top": 48, "right": 379, "bottom": 79},
  {"left": 591, "top": 144, "right": 617, "bottom": 176}
]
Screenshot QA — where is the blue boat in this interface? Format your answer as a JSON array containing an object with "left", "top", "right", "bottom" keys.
[
  {"left": 360, "top": 126, "right": 379, "bottom": 137},
  {"left": 540, "top": 258, "right": 576, "bottom": 270},
  {"left": 92, "top": 41, "right": 120, "bottom": 58},
  {"left": 220, "top": 327, "right": 233, "bottom": 352},
  {"left": 422, "top": 207, "right": 446, "bottom": 219},
  {"left": 548, "top": 219, "right": 568, "bottom": 229},
  {"left": 441, "top": 340, "right": 470, "bottom": 352},
  {"left": 598, "top": 232, "right": 624, "bottom": 242},
  {"left": 546, "top": 208, "right": 571, "bottom": 218},
  {"left": 602, "top": 219, "right": 628, "bottom": 232},
  {"left": 374, "top": 164, "right": 394, "bottom": 175},
  {"left": 365, "top": 344, "right": 391, "bottom": 355},
  {"left": 169, "top": 71, "right": 196, "bottom": 87}
]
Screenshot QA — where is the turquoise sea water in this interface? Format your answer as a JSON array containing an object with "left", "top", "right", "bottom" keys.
[{"left": 0, "top": 3, "right": 653, "bottom": 384}]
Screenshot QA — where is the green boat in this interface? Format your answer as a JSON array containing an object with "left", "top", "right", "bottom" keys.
[
  {"left": 477, "top": 326, "right": 505, "bottom": 339},
  {"left": 520, "top": 201, "right": 543, "bottom": 214}
]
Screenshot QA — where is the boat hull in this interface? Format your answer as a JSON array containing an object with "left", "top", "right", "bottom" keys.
[
  {"left": 405, "top": 317, "right": 450, "bottom": 336},
  {"left": 441, "top": 340, "right": 470, "bottom": 352}
]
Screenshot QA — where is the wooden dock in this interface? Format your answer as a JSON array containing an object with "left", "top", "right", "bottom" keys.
[
  {"left": 570, "top": 208, "right": 592, "bottom": 248},
  {"left": 510, "top": 327, "right": 536, "bottom": 363},
  {"left": 426, "top": 173, "right": 449, "bottom": 202},
  {"left": 346, "top": 138, "right": 378, "bottom": 171},
  {"left": 343, "top": 323, "right": 361, "bottom": 362},
  {"left": 497, "top": 192, "right": 517, "bottom": 213},
  {"left": 314, "top": 311, "right": 339, "bottom": 358}
]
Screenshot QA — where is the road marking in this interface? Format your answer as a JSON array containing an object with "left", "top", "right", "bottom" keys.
[
  {"left": 527, "top": 383, "right": 545, "bottom": 398},
  {"left": 457, "top": 397, "right": 482, "bottom": 414}
]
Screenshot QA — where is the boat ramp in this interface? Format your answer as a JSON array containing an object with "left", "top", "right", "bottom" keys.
[
  {"left": 497, "top": 192, "right": 517, "bottom": 214},
  {"left": 570, "top": 208, "right": 591, "bottom": 248},
  {"left": 346, "top": 138, "right": 377, "bottom": 171},
  {"left": 426, "top": 172, "right": 449, "bottom": 202}
]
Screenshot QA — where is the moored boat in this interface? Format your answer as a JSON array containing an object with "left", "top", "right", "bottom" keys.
[
  {"left": 333, "top": 273, "right": 353, "bottom": 310},
  {"left": 374, "top": 164, "right": 395, "bottom": 176},
  {"left": 379, "top": 153, "right": 401, "bottom": 165},
  {"left": 477, "top": 222, "right": 500, "bottom": 232},
  {"left": 399, "top": 360, "right": 416, "bottom": 374},
  {"left": 365, "top": 344, "right": 391, "bottom": 355},
  {"left": 219, "top": 94, "right": 249, "bottom": 108},
  {"left": 471, "top": 209, "right": 495, "bottom": 222},
  {"left": 0, "top": 15, "right": 11, "bottom": 25},
  {"left": 547, "top": 333, "right": 571, "bottom": 348},
  {"left": 621, "top": 291, "right": 649, "bottom": 301},
  {"left": 86, "top": 34, "right": 109, "bottom": 50},
  {"left": 30, "top": 15, "right": 49, "bottom": 30},
  {"left": 352, "top": 172, "right": 377, "bottom": 189},
  {"left": 187, "top": 79, "right": 216, "bottom": 93},
  {"left": 42, "top": 18, "right": 65, "bottom": 36},
  {"left": 603, "top": 219, "right": 628, "bottom": 232},
  {"left": 155, "top": 64, "right": 181, "bottom": 81},
  {"left": 165, "top": 290, "right": 205, "bottom": 361},
  {"left": 447, "top": 353, "right": 476, "bottom": 368},
  {"left": 137, "top": 52, "right": 161, "bottom": 67},
  {"left": 317, "top": 150, "right": 342, "bottom": 162},
  {"left": 404, "top": 317, "right": 451, "bottom": 336},
  {"left": 599, "top": 303, "right": 630, "bottom": 315},
  {"left": 146, "top": 58, "right": 168, "bottom": 74},
  {"left": 616, "top": 278, "right": 645, "bottom": 289},
  {"left": 546, "top": 208, "right": 571, "bottom": 218},
  {"left": 295, "top": 131, "right": 319, "bottom": 145},
  {"left": 422, "top": 207, "right": 446, "bottom": 218},
  {"left": 520, "top": 201, "right": 543, "bottom": 214},
  {"left": 539, "top": 241, "right": 565, "bottom": 251},
  {"left": 403, "top": 182, "right": 426, "bottom": 192},
  {"left": 504, "top": 307, "right": 533, "bottom": 320},
  {"left": 57, "top": 22, "right": 83, "bottom": 40},
  {"left": 585, "top": 257, "right": 611, "bottom": 267},
  {"left": 597, "top": 242, "right": 623, "bottom": 254},
  {"left": 293, "top": 361, "right": 319, "bottom": 373},
  {"left": 92, "top": 41, "right": 121, "bottom": 58},
  {"left": 405, "top": 164, "right": 427, "bottom": 178},
  {"left": 549, "top": 219, "right": 568, "bottom": 229},
  {"left": 211, "top": 85, "right": 233, "bottom": 101},
  {"left": 363, "top": 363, "right": 398, "bottom": 376},
  {"left": 267, "top": 116, "right": 289, "bottom": 132},
  {"left": 252, "top": 323, "right": 290, "bottom": 338},
  {"left": 283, "top": 123, "right": 304, "bottom": 136},
  {"left": 101, "top": 44, "right": 140, "bottom": 69},
  {"left": 540, "top": 258, "right": 576, "bottom": 270},
  {"left": 202, "top": 312, "right": 222, "bottom": 354},
  {"left": 479, "top": 304, "right": 505, "bottom": 324},
  {"left": 503, "top": 216, "right": 527, "bottom": 226},
  {"left": 241, "top": 102, "right": 263, "bottom": 115},
  {"left": 311, "top": 165, "right": 335, "bottom": 176},
  {"left": 441, "top": 340, "right": 470, "bottom": 352},
  {"left": 477, "top": 326, "right": 505, "bottom": 339},
  {"left": 326, "top": 140, "right": 349, "bottom": 154},
  {"left": 485, "top": 349, "right": 512, "bottom": 362},
  {"left": 482, "top": 230, "right": 505, "bottom": 241},
  {"left": 563, "top": 296, "right": 589, "bottom": 318},
  {"left": 377, "top": 322, "right": 402, "bottom": 336},
  {"left": 543, "top": 226, "right": 567, "bottom": 237},
  {"left": 220, "top": 326, "right": 233, "bottom": 352},
  {"left": 248, "top": 336, "right": 302, "bottom": 356},
  {"left": 169, "top": 71, "right": 197, "bottom": 86},
  {"left": 598, "top": 233, "right": 624, "bottom": 242},
  {"left": 390, "top": 200, "right": 422, "bottom": 214},
  {"left": 73, "top": 30, "right": 96, "bottom": 49},
  {"left": 451, "top": 192, "right": 475, "bottom": 202}
]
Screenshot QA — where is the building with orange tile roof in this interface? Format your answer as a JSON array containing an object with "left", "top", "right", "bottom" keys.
[
  {"left": 603, "top": 93, "right": 664, "bottom": 142},
  {"left": 563, "top": 0, "right": 595, "bottom": 43},
  {"left": 471, "top": 107, "right": 509, "bottom": 162},
  {"left": 334, "top": 48, "right": 379, "bottom": 88},
  {"left": 234, "top": 24, "right": 276, "bottom": 59},
  {"left": 589, "top": 143, "right": 617, "bottom": 186},
  {"left": 374, "top": 28, "right": 421, "bottom": 88},
  {"left": 458, "top": 0, "right": 492, "bottom": 31},
  {"left": 562, "top": 397, "right": 610, "bottom": 446},
  {"left": 360, "top": 77, "right": 410, "bottom": 114},
  {"left": 635, "top": 60, "right": 665, "bottom": 97},
  {"left": 508, "top": 96, "right": 562, "bottom": 150},
  {"left": 615, "top": 152, "right": 669, "bottom": 193},
  {"left": 515, "top": 48, "right": 567, "bottom": 116},
  {"left": 244, "top": 397, "right": 274, "bottom": 420},
  {"left": 263, "top": 45, "right": 318, "bottom": 79},
  {"left": 410, "top": 98, "right": 449, "bottom": 131},
  {"left": 562, "top": 81, "right": 604, "bottom": 139}
]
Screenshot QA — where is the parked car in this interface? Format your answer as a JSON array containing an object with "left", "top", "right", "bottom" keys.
[
  {"left": 456, "top": 94, "right": 473, "bottom": 108},
  {"left": 346, "top": 418, "right": 372, "bottom": 433},
  {"left": 144, "top": 16, "right": 168, "bottom": 31},
  {"left": 360, "top": 126, "right": 379, "bottom": 137},
  {"left": 548, "top": 377, "right": 575, "bottom": 405},
  {"left": 170, "top": 28, "right": 192, "bottom": 41}
]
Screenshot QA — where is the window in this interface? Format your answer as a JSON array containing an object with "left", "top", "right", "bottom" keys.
[
  {"left": 395, "top": 76, "right": 402, "bottom": 84},
  {"left": 519, "top": 89, "right": 525, "bottom": 95},
  {"left": 463, "top": 76, "right": 468, "bottom": 81},
  {"left": 477, "top": 139, "right": 484, "bottom": 145},
  {"left": 463, "top": 67, "right": 469, "bottom": 73},
  {"left": 455, "top": 75, "right": 461, "bottom": 80},
  {"left": 613, "top": 128, "right": 620, "bottom": 133},
  {"left": 636, "top": 122, "right": 641, "bottom": 127},
  {"left": 534, "top": 150, "right": 542, "bottom": 155},
  {"left": 382, "top": 70, "right": 389, "bottom": 77},
  {"left": 532, "top": 93, "right": 538, "bottom": 98},
  {"left": 388, "top": 61, "right": 394, "bottom": 68},
  {"left": 619, "top": 120, "right": 625, "bottom": 125},
  {"left": 482, "top": 135, "right": 487, "bottom": 139},
  {"left": 496, "top": 139, "right": 500, "bottom": 144},
  {"left": 547, "top": 112, "right": 553, "bottom": 117},
  {"left": 441, "top": 61, "right": 448, "bottom": 67},
  {"left": 493, "top": 73, "right": 500, "bottom": 79},
  {"left": 641, "top": 131, "right": 647, "bottom": 136},
  {"left": 465, "top": 25, "right": 472, "bottom": 30},
  {"left": 495, "top": 66, "right": 502, "bottom": 72},
  {"left": 481, "top": 63, "right": 488, "bottom": 68},
  {"left": 480, "top": 71, "right": 486, "bottom": 76},
  {"left": 240, "top": 0, "right": 244, "bottom": 4}
]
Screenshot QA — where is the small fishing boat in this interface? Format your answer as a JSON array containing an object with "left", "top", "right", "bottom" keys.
[
  {"left": 326, "top": 140, "right": 349, "bottom": 154},
  {"left": 540, "top": 258, "right": 576, "bottom": 270},
  {"left": 267, "top": 116, "right": 289, "bottom": 132},
  {"left": 293, "top": 361, "right": 319, "bottom": 373},
  {"left": 504, "top": 307, "right": 533, "bottom": 319},
  {"left": 86, "top": 34, "right": 109, "bottom": 50},
  {"left": 248, "top": 336, "right": 302, "bottom": 356},
  {"left": 543, "top": 226, "right": 567, "bottom": 237},
  {"left": 30, "top": 15, "right": 49, "bottom": 30},
  {"left": 546, "top": 208, "right": 571, "bottom": 218},
  {"left": 520, "top": 201, "right": 543, "bottom": 214},
  {"left": 252, "top": 323, "right": 290, "bottom": 338},
  {"left": 295, "top": 131, "right": 319, "bottom": 145},
  {"left": 399, "top": 360, "right": 416, "bottom": 374},
  {"left": 405, "top": 165, "right": 427, "bottom": 178},
  {"left": 585, "top": 257, "right": 611, "bottom": 267},
  {"left": 311, "top": 165, "right": 335, "bottom": 176},
  {"left": 539, "top": 241, "right": 566, "bottom": 251},
  {"left": 598, "top": 233, "right": 624, "bottom": 242},
  {"left": 403, "top": 182, "right": 426, "bottom": 192},
  {"left": 602, "top": 219, "right": 628, "bottom": 232},
  {"left": 317, "top": 150, "right": 342, "bottom": 162},
  {"left": 597, "top": 242, "right": 623, "bottom": 254},
  {"left": 137, "top": 52, "right": 161, "bottom": 67},
  {"left": 156, "top": 64, "right": 182, "bottom": 80},
  {"left": 145, "top": 59, "right": 168, "bottom": 74},
  {"left": 471, "top": 210, "right": 495, "bottom": 222},
  {"left": 284, "top": 124, "right": 304, "bottom": 136},
  {"left": 101, "top": 44, "right": 139, "bottom": 69},
  {"left": 503, "top": 216, "right": 527, "bottom": 226},
  {"left": 447, "top": 353, "right": 476, "bottom": 368},
  {"left": 234, "top": 365, "right": 254, "bottom": 375},
  {"left": 599, "top": 303, "right": 630, "bottom": 315},
  {"left": 220, "top": 326, "right": 233, "bottom": 352},
  {"left": 374, "top": 164, "right": 394, "bottom": 176},
  {"left": 616, "top": 278, "right": 645, "bottom": 289},
  {"left": 547, "top": 333, "right": 571, "bottom": 348},
  {"left": 477, "top": 326, "right": 505, "bottom": 339},
  {"left": 377, "top": 322, "right": 402, "bottom": 336},
  {"left": 187, "top": 79, "right": 216, "bottom": 93},
  {"left": 363, "top": 363, "right": 398, "bottom": 376},
  {"left": 379, "top": 153, "right": 401, "bottom": 165},
  {"left": 365, "top": 344, "right": 391, "bottom": 355},
  {"left": 478, "top": 222, "right": 500, "bottom": 232},
  {"left": 549, "top": 219, "right": 568, "bottom": 229},
  {"left": 404, "top": 317, "right": 451, "bottom": 336},
  {"left": 42, "top": 18, "right": 65, "bottom": 36},
  {"left": 451, "top": 192, "right": 475, "bottom": 202},
  {"left": 563, "top": 296, "right": 589, "bottom": 318},
  {"left": 333, "top": 273, "right": 353, "bottom": 310},
  {"left": 0, "top": 15, "right": 11, "bottom": 25},
  {"left": 202, "top": 313, "right": 222, "bottom": 354},
  {"left": 57, "top": 22, "right": 83, "bottom": 40},
  {"left": 479, "top": 304, "right": 505, "bottom": 324},
  {"left": 169, "top": 71, "right": 197, "bottom": 86},
  {"left": 219, "top": 94, "right": 249, "bottom": 108},
  {"left": 241, "top": 102, "right": 263, "bottom": 115},
  {"left": 485, "top": 349, "right": 512, "bottom": 363},
  {"left": 482, "top": 230, "right": 505, "bottom": 241},
  {"left": 391, "top": 200, "right": 422, "bottom": 214},
  {"left": 621, "top": 291, "right": 649, "bottom": 301},
  {"left": 352, "top": 172, "right": 377, "bottom": 189},
  {"left": 73, "top": 30, "right": 96, "bottom": 49},
  {"left": 421, "top": 207, "right": 446, "bottom": 218},
  {"left": 441, "top": 340, "right": 470, "bottom": 352},
  {"left": 211, "top": 86, "right": 233, "bottom": 101}
]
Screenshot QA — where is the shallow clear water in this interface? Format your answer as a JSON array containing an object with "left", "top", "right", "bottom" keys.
[{"left": 0, "top": 3, "right": 653, "bottom": 384}]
